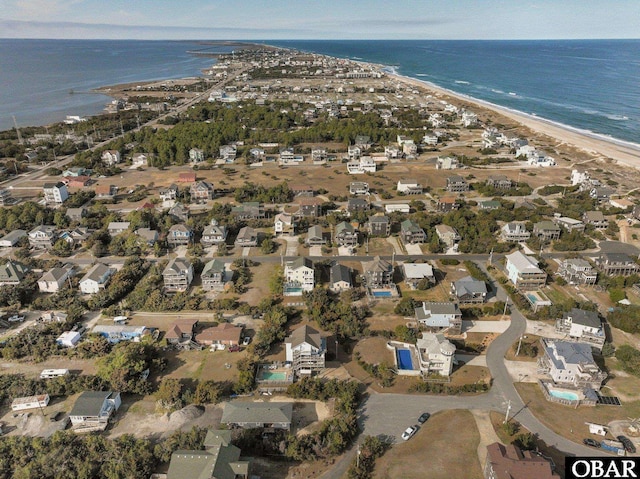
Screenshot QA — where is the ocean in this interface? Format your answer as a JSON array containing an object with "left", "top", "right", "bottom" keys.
[{"left": 1, "top": 39, "right": 639, "bottom": 147}]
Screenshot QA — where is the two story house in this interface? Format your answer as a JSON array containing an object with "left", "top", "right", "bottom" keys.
[
  {"left": 200, "top": 220, "right": 227, "bottom": 246},
  {"left": 400, "top": 219, "right": 426, "bottom": 244},
  {"left": 284, "top": 257, "right": 315, "bottom": 295},
  {"left": 555, "top": 308, "right": 605, "bottom": 351},
  {"left": 367, "top": 215, "right": 391, "bottom": 237},
  {"left": 558, "top": 258, "right": 597, "bottom": 285},
  {"left": 79, "top": 263, "right": 115, "bottom": 294},
  {"left": 334, "top": 221, "right": 358, "bottom": 248},
  {"left": 451, "top": 276, "right": 487, "bottom": 304},
  {"left": 501, "top": 222, "right": 531, "bottom": 242},
  {"left": 596, "top": 252, "right": 640, "bottom": 277},
  {"left": 28, "top": 225, "right": 58, "bottom": 249},
  {"left": 505, "top": 251, "right": 547, "bottom": 291},
  {"left": 190, "top": 181, "right": 214, "bottom": 204},
  {"left": 285, "top": 324, "right": 326, "bottom": 376},
  {"left": 166, "top": 224, "right": 193, "bottom": 247},
  {"left": 201, "top": 259, "right": 226, "bottom": 291},
  {"left": 163, "top": 257, "right": 194, "bottom": 292},
  {"left": 414, "top": 302, "right": 462, "bottom": 335}
]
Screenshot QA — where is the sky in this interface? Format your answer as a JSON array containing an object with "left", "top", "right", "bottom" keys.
[{"left": 0, "top": 0, "right": 639, "bottom": 40}]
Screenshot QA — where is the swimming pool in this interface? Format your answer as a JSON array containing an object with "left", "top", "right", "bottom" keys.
[
  {"left": 396, "top": 349, "right": 413, "bottom": 370},
  {"left": 260, "top": 371, "right": 287, "bottom": 381},
  {"left": 549, "top": 389, "right": 579, "bottom": 401},
  {"left": 372, "top": 291, "right": 392, "bottom": 298}
]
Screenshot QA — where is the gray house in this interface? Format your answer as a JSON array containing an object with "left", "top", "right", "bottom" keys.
[
  {"left": 221, "top": 402, "right": 293, "bottom": 430},
  {"left": 235, "top": 227, "right": 258, "bottom": 247},
  {"left": 451, "top": 276, "right": 487, "bottom": 304},
  {"left": 400, "top": 219, "right": 426, "bottom": 244},
  {"left": 0, "top": 260, "right": 29, "bottom": 286},
  {"left": 306, "top": 225, "right": 326, "bottom": 246},
  {"left": 362, "top": 256, "right": 393, "bottom": 289},
  {"left": 367, "top": 215, "right": 390, "bottom": 237},
  {"left": 415, "top": 302, "right": 463, "bottom": 335},
  {"left": 335, "top": 221, "right": 358, "bottom": 247},
  {"left": 201, "top": 259, "right": 226, "bottom": 291}
]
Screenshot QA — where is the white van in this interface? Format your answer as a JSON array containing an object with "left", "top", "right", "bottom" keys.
[{"left": 40, "top": 369, "right": 69, "bottom": 379}]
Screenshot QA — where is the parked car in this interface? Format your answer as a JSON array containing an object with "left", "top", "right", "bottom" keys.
[
  {"left": 49, "top": 412, "right": 64, "bottom": 422},
  {"left": 228, "top": 344, "right": 241, "bottom": 352},
  {"left": 7, "top": 314, "right": 25, "bottom": 323},
  {"left": 401, "top": 425, "right": 418, "bottom": 441},
  {"left": 418, "top": 412, "right": 430, "bottom": 424},
  {"left": 242, "top": 336, "right": 251, "bottom": 346},
  {"left": 617, "top": 435, "right": 636, "bottom": 453},
  {"left": 583, "top": 438, "right": 600, "bottom": 448}
]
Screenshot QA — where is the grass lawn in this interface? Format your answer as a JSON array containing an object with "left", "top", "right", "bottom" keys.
[
  {"left": 504, "top": 335, "right": 543, "bottom": 362},
  {"left": 515, "top": 382, "right": 640, "bottom": 446},
  {"left": 160, "top": 348, "right": 246, "bottom": 385},
  {"left": 373, "top": 409, "right": 483, "bottom": 479}
]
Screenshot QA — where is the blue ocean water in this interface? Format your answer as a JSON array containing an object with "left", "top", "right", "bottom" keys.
[
  {"left": 271, "top": 40, "right": 640, "bottom": 146},
  {"left": 0, "top": 39, "right": 222, "bottom": 131},
  {"left": 1, "top": 39, "right": 639, "bottom": 147}
]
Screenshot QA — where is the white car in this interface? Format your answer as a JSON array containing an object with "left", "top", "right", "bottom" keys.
[
  {"left": 401, "top": 425, "right": 417, "bottom": 441},
  {"left": 7, "top": 315, "right": 25, "bottom": 323},
  {"left": 242, "top": 336, "right": 251, "bottom": 346}
]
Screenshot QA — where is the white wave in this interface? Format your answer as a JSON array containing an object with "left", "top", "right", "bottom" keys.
[
  {"left": 416, "top": 73, "right": 428, "bottom": 77},
  {"left": 491, "top": 89, "right": 505, "bottom": 94},
  {"left": 607, "top": 114, "right": 629, "bottom": 121},
  {"left": 454, "top": 80, "right": 470, "bottom": 84},
  {"left": 508, "top": 92, "right": 517, "bottom": 96}
]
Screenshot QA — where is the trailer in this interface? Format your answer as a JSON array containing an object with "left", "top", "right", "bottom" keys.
[{"left": 601, "top": 439, "right": 626, "bottom": 455}]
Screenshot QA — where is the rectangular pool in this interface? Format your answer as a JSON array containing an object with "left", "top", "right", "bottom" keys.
[
  {"left": 396, "top": 349, "right": 413, "bottom": 370},
  {"left": 372, "top": 291, "right": 392, "bottom": 298},
  {"left": 261, "top": 371, "right": 287, "bottom": 381}
]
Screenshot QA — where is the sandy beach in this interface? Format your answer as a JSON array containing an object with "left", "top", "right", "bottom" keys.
[{"left": 387, "top": 71, "right": 640, "bottom": 169}]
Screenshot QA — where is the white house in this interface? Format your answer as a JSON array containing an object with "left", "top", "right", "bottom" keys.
[
  {"left": 56, "top": 331, "right": 81, "bottom": 348},
  {"left": 505, "top": 251, "right": 547, "bottom": 291},
  {"left": 436, "top": 156, "right": 458, "bottom": 170},
  {"left": 347, "top": 157, "right": 376, "bottom": 174},
  {"left": 285, "top": 324, "right": 326, "bottom": 375},
  {"left": 501, "top": 222, "right": 531, "bottom": 242},
  {"left": 397, "top": 179, "right": 423, "bottom": 195},
  {"left": 571, "top": 169, "right": 590, "bottom": 186},
  {"left": 555, "top": 308, "right": 605, "bottom": 351},
  {"left": 43, "top": 182, "right": 69, "bottom": 204},
  {"left": 69, "top": 391, "right": 122, "bottom": 430},
  {"left": 461, "top": 111, "right": 478, "bottom": 127},
  {"left": 284, "top": 257, "right": 315, "bottom": 296},
  {"left": 416, "top": 333, "right": 456, "bottom": 377},
  {"left": 38, "top": 266, "right": 74, "bottom": 293},
  {"left": 79, "top": 263, "right": 115, "bottom": 294},
  {"left": 11, "top": 394, "right": 50, "bottom": 412},
  {"left": 414, "top": 302, "right": 462, "bottom": 335},
  {"left": 539, "top": 339, "right": 606, "bottom": 390},
  {"left": 101, "top": 150, "right": 121, "bottom": 166},
  {"left": 402, "top": 263, "right": 435, "bottom": 288},
  {"left": 131, "top": 153, "right": 150, "bottom": 167},
  {"left": 274, "top": 212, "right": 296, "bottom": 236}
]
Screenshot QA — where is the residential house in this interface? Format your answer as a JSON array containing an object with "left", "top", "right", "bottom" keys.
[
  {"left": 397, "top": 179, "right": 423, "bottom": 195},
  {"left": 284, "top": 257, "right": 315, "bottom": 295},
  {"left": 0, "top": 260, "right": 29, "bottom": 286},
  {"left": 346, "top": 157, "right": 376, "bottom": 174},
  {"left": 249, "top": 148, "right": 265, "bottom": 163},
  {"left": 163, "top": 257, "right": 194, "bottom": 292},
  {"left": 451, "top": 276, "right": 487, "bottom": 304},
  {"left": 362, "top": 256, "right": 393, "bottom": 289},
  {"left": 135, "top": 228, "right": 159, "bottom": 245},
  {"left": 385, "top": 145, "right": 401, "bottom": 159},
  {"left": 69, "top": 391, "right": 122, "bottom": 430},
  {"left": 220, "top": 145, "right": 237, "bottom": 162},
  {"left": 435, "top": 224, "right": 461, "bottom": 249},
  {"left": 274, "top": 212, "right": 296, "bottom": 236},
  {"left": 11, "top": 394, "right": 51, "bottom": 412},
  {"left": 414, "top": 302, "right": 463, "bottom": 335},
  {"left": 446, "top": 175, "right": 468, "bottom": 193},
  {"left": 43, "top": 182, "right": 69, "bottom": 204},
  {"left": 553, "top": 216, "right": 585, "bottom": 232},
  {"left": 590, "top": 186, "right": 615, "bottom": 203},
  {"left": 285, "top": 324, "right": 326, "bottom": 375},
  {"left": 159, "top": 184, "right": 179, "bottom": 202},
  {"left": 346, "top": 198, "right": 369, "bottom": 215},
  {"left": 461, "top": 111, "right": 478, "bottom": 127},
  {"left": 402, "top": 141, "right": 418, "bottom": 158},
  {"left": 168, "top": 203, "right": 189, "bottom": 223},
  {"left": 501, "top": 223, "right": 531, "bottom": 242},
  {"left": 349, "top": 181, "right": 369, "bottom": 195},
  {"left": 486, "top": 175, "right": 512, "bottom": 189},
  {"left": 190, "top": 181, "right": 214, "bottom": 203},
  {"left": 188, "top": 148, "right": 205, "bottom": 162},
  {"left": 403, "top": 263, "right": 435, "bottom": 288},
  {"left": 329, "top": 264, "right": 352, "bottom": 293},
  {"left": 479, "top": 200, "right": 501, "bottom": 211},
  {"left": 231, "top": 202, "right": 265, "bottom": 220},
  {"left": 609, "top": 198, "right": 634, "bottom": 210},
  {"left": 0, "top": 229, "right": 26, "bottom": 247},
  {"left": 538, "top": 339, "right": 606, "bottom": 390},
  {"left": 178, "top": 172, "right": 197, "bottom": 183},
  {"left": 484, "top": 442, "right": 560, "bottom": 479},
  {"left": 436, "top": 156, "right": 459, "bottom": 170},
  {"left": 596, "top": 252, "right": 640, "bottom": 277},
  {"left": 505, "top": 251, "right": 547, "bottom": 291},
  {"left": 416, "top": 333, "right": 456, "bottom": 377},
  {"left": 131, "top": 153, "right": 150, "bottom": 167},
  {"left": 165, "top": 319, "right": 199, "bottom": 347},
  {"left": 558, "top": 258, "right": 597, "bottom": 285},
  {"left": 347, "top": 145, "right": 362, "bottom": 160},
  {"left": 400, "top": 219, "right": 426, "bottom": 244},
  {"left": 28, "top": 225, "right": 57, "bottom": 249},
  {"left": 533, "top": 221, "right": 561, "bottom": 241},
  {"left": 290, "top": 184, "right": 314, "bottom": 197},
  {"left": 311, "top": 148, "right": 327, "bottom": 163},
  {"left": 66, "top": 176, "right": 91, "bottom": 188},
  {"left": 306, "top": 225, "right": 326, "bottom": 246},
  {"left": 556, "top": 308, "right": 605, "bottom": 351},
  {"left": 62, "top": 167, "right": 88, "bottom": 177},
  {"left": 200, "top": 220, "right": 227, "bottom": 246},
  {"left": 58, "top": 227, "right": 89, "bottom": 246},
  {"left": 234, "top": 227, "right": 258, "bottom": 247},
  {"left": 101, "top": 150, "right": 121, "bottom": 166},
  {"left": 334, "top": 221, "right": 358, "bottom": 247},
  {"left": 367, "top": 215, "right": 391, "bottom": 237},
  {"left": 94, "top": 184, "right": 116, "bottom": 200},
  {"left": 354, "top": 135, "right": 372, "bottom": 150},
  {"left": 166, "top": 430, "right": 251, "bottom": 479},
  {"left": 79, "top": 263, "right": 115, "bottom": 294},
  {"left": 37, "top": 265, "right": 74, "bottom": 293},
  {"left": 221, "top": 402, "right": 293, "bottom": 430},
  {"left": 385, "top": 203, "right": 411, "bottom": 214},
  {"left": 296, "top": 197, "right": 323, "bottom": 218},
  {"left": 0, "top": 189, "right": 13, "bottom": 206},
  {"left": 56, "top": 331, "right": 81, "bottom": 348},
  {"left": 166, "top": 224, "right": 193, "bottom": 247},
  {"left": 582, "top": 211, "right": 608, "bottom": 230},
  {"left": 65, "top": 207, "right": 86, "bottom": 222},
  {"left": 437, "top": 197, "right": 460, "bottom": 212},
  {"left": 201, "top": 259, "right": 226, "bottom": 291},
  {"left": 107, "top": 222, "right": 130, "bottom": 236},
  {"left": 196, "top": 323, "right": 243, "bottom": 347}
]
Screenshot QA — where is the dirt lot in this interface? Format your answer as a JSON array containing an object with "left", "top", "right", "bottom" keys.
[
  {"left": 373, "top": 409, "right": 483, "bottom": 479},
  {"left": 0, "top": 357, "right": 97, "bottom": 377}
]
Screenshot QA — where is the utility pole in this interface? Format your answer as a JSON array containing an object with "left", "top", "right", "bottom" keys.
[
  {"left": 504, "top": 399, "right": 511, "bottom": 423},
  {"left": 488, "top": 247, "right": 494, "bottom": 266},
  {"left": 515, "top": 334, "right": 523, "bottom": 356}
]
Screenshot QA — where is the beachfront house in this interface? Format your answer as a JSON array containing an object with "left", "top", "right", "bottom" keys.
[
  {"left": 538, "top": 339, "right": 606, "bottom": 390},
  {"left": 362, "top": 256, "right": 394, "bottom": 289},
  {"left": 400, "top": 219, "right": 426, "bottom": 244},
  {"left": 505, "top": 251, "right": 547, "bottom": 291},
  {"left": 200, "top": 220, "right": 227, "bottom": 247},
  {"left": 416, "top": 333, "right": 456, "bottom": 377},
  {"left": 555, "top": 308, "right": 605, "bottom": 351},
  {"left": 284, "top": 257, "right": 315, "bottom": 295},
  {"left": 162, "top": 257, "right": 194, "bottom": 292},
  {"left": 285, "top": 324, "right": 326, "bottom": 376},
  {"left": 557, "top": 258, "right": 597, "bottom": 285},
  {"left": 414, "top": 302, "right": 462, "bottom": 335}
]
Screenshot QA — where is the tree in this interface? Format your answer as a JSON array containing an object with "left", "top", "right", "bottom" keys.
[
  {"left": 193, "top": 380, "right": 221, "bottom": 405},
  {"left": 394, "top": 297, "right": 417, "bottom": 316},
  {"left": 156, "top": 378, "right": 184, "bottom": 412},
  {"left": 260, "top": 237, "right": 275, "bottom": 254},
  {"left": 269, "top": 266, "right": 284, "bottom": 295},
  {"left": 96, "top": 342, "right": 157, "bottom": 394}
]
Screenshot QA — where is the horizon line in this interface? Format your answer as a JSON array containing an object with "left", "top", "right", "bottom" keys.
[{"left": 2, "top": 37, "right": 640, "bottom": 42}]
